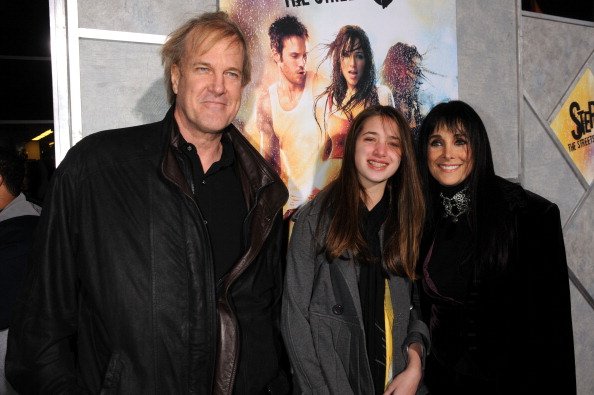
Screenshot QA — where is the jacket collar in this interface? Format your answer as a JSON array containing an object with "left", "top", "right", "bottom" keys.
[
  {"left": 225, "top": 126, "right": 287, "bottom": 214},
  {"left": 161, "top": 106, "right": 193, "bottom": 198},
  {"left": 494, "top": 176, "right": 528, "bottom": 212},
  {"left": 160, "top": 104, "right": 287, "bottom": 212}
]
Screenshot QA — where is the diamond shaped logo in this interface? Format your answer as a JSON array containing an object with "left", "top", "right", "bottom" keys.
[{"left": 550, "top": 68, "right": 594, "bottom": 185}]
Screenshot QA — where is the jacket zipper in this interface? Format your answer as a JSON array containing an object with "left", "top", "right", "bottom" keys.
[{"left": 221, "top": 185, "right": 278, "bottom": 394}]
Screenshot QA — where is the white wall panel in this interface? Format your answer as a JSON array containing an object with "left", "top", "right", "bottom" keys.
[
  {"left": 79, "top": 39, "right": 167, "bottom": 136},
  {"left": 77, "top": 0, "right": 215, "bottom": 35}
]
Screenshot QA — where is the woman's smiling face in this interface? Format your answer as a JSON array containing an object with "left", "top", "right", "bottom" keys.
[{"left": 427, "top": 126, "right": 473, "bottom": 186}]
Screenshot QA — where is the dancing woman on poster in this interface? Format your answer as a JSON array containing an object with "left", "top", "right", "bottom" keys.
[
  {"left": 282, "top": 105, "right": 429, "bottom": 394},
  {"left": 415, "top": 100, "right": 576, "bottom": 394},
  {"left": 315, "top": 25, "right": 394, "bottom": 184},
  {"left": 380, "top": 42, "right": 425, "bottom": 136}
]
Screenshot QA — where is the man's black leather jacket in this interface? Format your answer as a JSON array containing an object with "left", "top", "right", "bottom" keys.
[{"left": 6, "top": 107, "right": 289, "bottom": 394}]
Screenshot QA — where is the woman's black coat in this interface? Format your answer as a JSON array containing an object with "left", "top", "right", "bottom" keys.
[{"left": 419, "top": 177, "right": 576, "bottom": 394}]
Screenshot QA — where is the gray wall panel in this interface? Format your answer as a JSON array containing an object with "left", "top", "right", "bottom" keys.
[
  {"left": 78, "top": 0, "right": 216, "bottom": 35},
  {"left": 457, "top": 0, "right": 519, "bottom": 179},
  {"left": 564, "top": 188, "right": 594, "bottom": 299},
  {"left": 521, "top": 14, "right": 593, "bottom": 395},
  {"left": 522, "top": 101, "right": 584, "bottom": 222},
  {"left": 522, "top": 16, "right": 594, "bottom": 120},
  {"left": 571, "top": 283, "right": 594, "bottom": 394},
  {"left": 79, "top": 39, "right": 168, "bottom": 136}
]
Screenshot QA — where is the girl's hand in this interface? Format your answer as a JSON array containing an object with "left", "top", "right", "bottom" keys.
[{"left": 383, "top": 343, "right": 422, "bottom": 395}]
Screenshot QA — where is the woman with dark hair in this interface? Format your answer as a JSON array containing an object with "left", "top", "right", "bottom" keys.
[
  {"left": 282, "top": 105, "right": 429, "bottom": 394},
  {"left": 315, "top": 25, "right": 394, "bottom": 186},
  {"left": 416, "top": 100, "right": 576, "bottom": 394}
]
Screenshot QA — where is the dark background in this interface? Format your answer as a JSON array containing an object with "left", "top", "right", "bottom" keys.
[
  {"left": 1, "top": 1, "right": 53, "bottom": 203},
  {"left": 0, "top": 1, "right": 53, "bottom": 148},
  {"left": 522, "top": 0, "right": 594, "bottom": 21}
]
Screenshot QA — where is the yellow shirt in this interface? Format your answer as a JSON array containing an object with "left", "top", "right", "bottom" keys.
[{"left": 384, "top": 279, "right": 394, "bottom": 388}]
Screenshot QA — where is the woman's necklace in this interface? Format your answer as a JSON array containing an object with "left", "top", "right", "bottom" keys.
[{"left": 439, "top": 185, "right": 470, "bottom": 223}]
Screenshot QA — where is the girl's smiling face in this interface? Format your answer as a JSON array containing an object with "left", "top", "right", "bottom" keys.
[{"left": 355, "top": 115, "right": 402, "bottom": 195}]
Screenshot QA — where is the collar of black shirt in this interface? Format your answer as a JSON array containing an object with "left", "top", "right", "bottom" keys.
[{"left": 177, "top": 129, "right": 236, "bottom": 177}]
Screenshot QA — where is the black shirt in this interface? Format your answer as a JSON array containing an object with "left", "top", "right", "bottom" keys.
[{"left": 179, "top": 132, "right": 247, "bottom": 281}]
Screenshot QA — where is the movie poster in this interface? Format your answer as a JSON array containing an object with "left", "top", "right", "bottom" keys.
[
  {"left": 550, "top": 68, "right": 594, "bottom": 185},
  {"left": 221, "top": 0, "right": 458, "bottom": 216}
]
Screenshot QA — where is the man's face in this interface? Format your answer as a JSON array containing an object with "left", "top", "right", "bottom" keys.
[
  {"left": 274, "top": 35, "right": 307, "bottom": 87},
  {"left": 171, "top": 36, "right": 245, "bottom": 137}
]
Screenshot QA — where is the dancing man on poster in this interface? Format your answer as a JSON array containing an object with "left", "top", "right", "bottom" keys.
[{"left": 256, "top": 15, "right": 326, "bottom": 218}]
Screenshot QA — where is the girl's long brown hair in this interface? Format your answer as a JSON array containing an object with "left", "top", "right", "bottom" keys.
[{"left": 318, "top": 105, "right": 425, "bottom": 278}]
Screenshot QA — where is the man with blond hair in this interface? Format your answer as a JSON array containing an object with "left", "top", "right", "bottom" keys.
[{"left": 6, "top": 12, "right": 289, "bottom": 394}]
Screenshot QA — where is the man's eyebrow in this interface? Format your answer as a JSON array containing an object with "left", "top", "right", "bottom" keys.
[{"left": 189, "top": 60, "right": 210, "bottom": 67}]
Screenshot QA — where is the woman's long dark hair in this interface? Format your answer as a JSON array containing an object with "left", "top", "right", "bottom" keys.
[
  {"left": 315, "top": 26, "right": 379, "bottom": 126},
  {"left": 319, "top": 105, "right": 425, "bottom": 279},
  {"left": 416, "top": 100, "right": 514, "bottom": 278}
]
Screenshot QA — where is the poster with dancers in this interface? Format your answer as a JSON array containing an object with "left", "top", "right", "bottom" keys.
[{"left": 221, "top": 0, "right": 458, "bottom": 216}]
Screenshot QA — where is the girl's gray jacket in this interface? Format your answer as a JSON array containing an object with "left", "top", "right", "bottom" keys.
[{"left": 281, "top": 194, "right": 430, "bottom": 394}]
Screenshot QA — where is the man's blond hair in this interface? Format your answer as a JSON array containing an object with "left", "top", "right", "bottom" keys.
[{"left": 161, "top": 11, "right": 251, "bottom": 104}]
